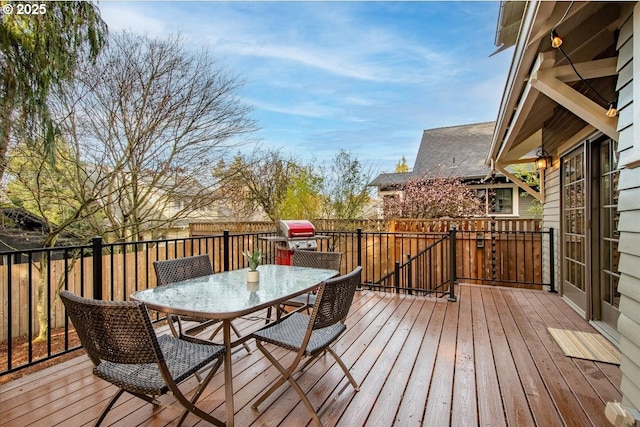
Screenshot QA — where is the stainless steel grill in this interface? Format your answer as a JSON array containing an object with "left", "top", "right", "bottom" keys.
[
  {"left": 277, "top": 220, "right": 317, "bottom": 250},
  {"left": 260, "top": 220, "right": 320, "bottom": 265}
]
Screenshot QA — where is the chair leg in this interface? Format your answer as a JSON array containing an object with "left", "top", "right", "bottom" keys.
[
  {"left": 327, "top": 347, "right": 359, "bottom": 391},
  {"left": 287, "top": 374, "right": 323, "bottom": 427},
  {"left": 231, "top": 322, "right": 252, "bottom": 354},
  {"left": 265, "top": 306, "right": 273, "bottom": 324},
  {"left": 166, "top": 315, "right": 181, "bottom": 338},
  {"left": 175, "top": 358, "right": 225, "bottom": 427},
  {"left": 94, "top": 389, "right": 125, "bottom": 427},
  {"left": 251, "top": 341, "right": 291, "bottom": 409},
  {"left": 297, "top": 351, "right": 323, "bottom": 373},
  {"left": 253, "top": 341, "right": 323, "bottom": 426}
]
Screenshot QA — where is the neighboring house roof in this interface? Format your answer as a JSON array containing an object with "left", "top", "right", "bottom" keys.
[
  {"left": 369, "top": 171, "right": 416, "bottom": 188},
  {"left": 0, "top": 207, "right": 85, "bottom": 252},
  {"left": 413, "top": 121, "right": 496, "bottom": 179},
  {"left": 371, "top": 121, "right": 497, "bottom": 188}
]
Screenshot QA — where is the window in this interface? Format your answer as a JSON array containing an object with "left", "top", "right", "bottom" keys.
[
  {"left": 492, "top": 188, "right": 513, "bottom": 214},
  {"left": 476, "top": 187, "right": 515, "bottom": 215}
]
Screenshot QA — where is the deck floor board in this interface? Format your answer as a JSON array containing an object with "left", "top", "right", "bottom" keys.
[{"left": 0, "top": 284, "right": 622, "bottom": 427}]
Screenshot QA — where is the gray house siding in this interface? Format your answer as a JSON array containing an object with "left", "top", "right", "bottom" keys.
[
  {"left": 542, "top": 165, "right": 560, "bottom": 289},
  {"left": 615, "top": 7, "right": 640, "bottom": 410}
]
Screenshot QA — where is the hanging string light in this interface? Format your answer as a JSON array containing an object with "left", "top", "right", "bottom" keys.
[
  {"left": 550, "top": 1, "right": 617, "bottom": 117},
  {"left": 550, "top": 30, "right": 563, "bottom": 48}
]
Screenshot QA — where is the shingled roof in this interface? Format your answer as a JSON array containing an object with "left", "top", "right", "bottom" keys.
[
  {"left": 413, "top": 121, "right": 495, "bottom": 178},
  {"left": 370, "top": 121, "right": 496, "bottom": 188}
]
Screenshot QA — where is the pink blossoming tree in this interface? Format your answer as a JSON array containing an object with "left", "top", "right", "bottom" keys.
[{"left": 382, "top": 174, "right": 484, "bottom": 219}]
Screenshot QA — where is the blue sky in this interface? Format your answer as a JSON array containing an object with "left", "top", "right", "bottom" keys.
[{"left": 100, "top": 1, "right": 511, "bottom": 174}]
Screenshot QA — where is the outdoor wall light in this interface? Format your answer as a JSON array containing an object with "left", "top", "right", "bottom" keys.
[
  {"left": 550, "top": 30, "right": 563, "bottom": 48},
  {"left": 606, "top": 101, "right": 618, "bottom": 118},
  {"left": 535, "top": 149, "right": 553, "bottom": 171}
]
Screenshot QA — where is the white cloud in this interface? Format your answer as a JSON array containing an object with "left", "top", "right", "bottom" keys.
[
  {"left": 100, "top": 3, "right": 167, "bottom": 36},
  {"left": 247, "top": 98, "right": 339, "bottom": 119},
  {"left": 96, "top": 1, "right": 510, "bottom": 172}
]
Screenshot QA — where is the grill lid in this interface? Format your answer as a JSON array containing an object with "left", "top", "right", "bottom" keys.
[{"left": 278, "top": 220, "right": 315, "bottom": 238}]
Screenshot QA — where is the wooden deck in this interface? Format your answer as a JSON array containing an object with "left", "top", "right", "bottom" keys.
[{"left": 0, "top": 284, "right": 621, "bottom": 426}]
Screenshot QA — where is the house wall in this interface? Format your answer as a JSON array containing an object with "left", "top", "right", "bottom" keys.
[
  {"left": 517, "top": 191, "right": 540, "bottom": 218},
  {"left": 541, "top": 161, "right": 560, "bottom": 290},
  {"left": 616, "top": 4, "right": 640, "bottom": 411}
]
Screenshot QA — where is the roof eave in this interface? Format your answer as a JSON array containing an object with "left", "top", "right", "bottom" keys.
[{"left": 487, "top": 1, "right": 555, "bottom": 168}]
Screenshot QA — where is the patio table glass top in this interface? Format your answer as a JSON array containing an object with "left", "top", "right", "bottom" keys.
[{"left": 131, "top": 264, "right": 338, "bottom": 319}]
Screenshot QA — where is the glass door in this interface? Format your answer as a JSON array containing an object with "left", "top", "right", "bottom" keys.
[
  {"left": 596, "top": 138, "right": 620, "bottom": 330},
  {"left": 562, "top": 144, "right": 587, "bottom": 313}
]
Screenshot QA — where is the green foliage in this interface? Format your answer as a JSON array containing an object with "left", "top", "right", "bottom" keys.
[
  {"left": 395, "top": 155, "right": 410, "bottom": 173},
  {"left": 6, "top": 140, "right": 102, "bottom": 243},
  {"left": 243, "top": 249, "right": 262, "bottom": 271},
  {"left": 511, "top": 164, "right": 540, "bottom": 190},
  {"left": 320, "top": 150, "right": 375, "bottom": 220},
  {"left": 215, "top": 151, "right": 302, "bottom": 221},
  {"left": 511, "top": 164, "right": 542, "bottom": 217},
  {"left": 214, "top": 149, "right": 375, "bottom": 221},
  {"left": 524, "top": 200, "right": 543, "bottom": 217},
  {"left": 279, "top": 166, "right": 323, "bottom": 219},
  {"left": 0, "top": 2, "right": 107, "bottom": 179}
]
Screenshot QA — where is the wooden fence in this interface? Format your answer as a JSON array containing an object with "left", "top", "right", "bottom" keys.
[{"left": 190, "top": 218, "right": 541, "bottom": 234}]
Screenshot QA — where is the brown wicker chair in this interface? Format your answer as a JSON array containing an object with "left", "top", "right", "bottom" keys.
[
  {"left": 251, "top": 266, "right": 362, "bottom": 426},
  {"left": 153, "top": 255, "right": 251, "bottom": 353},
  {"left": 59, "top": 290, "right": 225, "bottom": 427},
  {"left": 270, "top": 250, "right": 341, "bottom": 321}
]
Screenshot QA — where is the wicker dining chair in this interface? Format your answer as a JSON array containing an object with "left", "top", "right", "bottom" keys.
[
  {"left": 59, "top": 290, "right": 225, "bottom": 427},
  {"left": 153, "top": 255, "right": 251, "bottom": 353},
  {"left": 251, "top": 266, "right": 362, "bottom": 427},
  {"left": 269, "top": 250, "right": 342, "bottom": 321}
]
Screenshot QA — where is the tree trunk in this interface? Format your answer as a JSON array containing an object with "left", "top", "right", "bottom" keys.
[
  {"left": 34, "top": 255, "right": 50, "bottom": 343},
  {"left": 0, "top": 67, "right": 16, "bottom": 182}
]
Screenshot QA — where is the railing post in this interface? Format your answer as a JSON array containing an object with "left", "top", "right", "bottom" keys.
[
  {"left": 490, "top": 217, "right": 497, "bottom": 285},
  {"left": 406, "top": 254, "right": 412, "bottom": 295},
  {"left": 549, "top": 227, "right": 557, "bottom": 293},
  {"left": 448, "top": 227, "right": 457, "bottom": 302},
  {"left": 356, "top": 228, "right": 362, "bottom": 267},
  {"left": 223, "top": 230, "right": 230, "bottom": 272},
  {"left": 394, "top": 261, "right": 400, "bottom": 293},
  {"left": 92, "top": 236, "right": 103, "bottom": 300},
  {"left": 356, "top": 228, "right": 364, "bottom": 290}
]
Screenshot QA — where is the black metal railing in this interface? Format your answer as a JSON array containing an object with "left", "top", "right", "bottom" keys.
[
  {"left": 371, "top": 232, "right": 453, "bottom": 298},
  {"left": 0, "top": 227, "right": 553, "bottom": 376},
  {"left": 454, "top": 228, "right": 553, "bottom": 289}
]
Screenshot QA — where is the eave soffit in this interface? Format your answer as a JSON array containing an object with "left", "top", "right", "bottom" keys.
[{"left": 493, "top": 2, "right": 622, "bottom": 168}]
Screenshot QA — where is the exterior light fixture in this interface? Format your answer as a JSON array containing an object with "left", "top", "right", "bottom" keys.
[
  {"left": 550, "top": 30, "right": 563, "bottom": 48},
  {"left": 535, "top": 149, "right": 552, "bottom": 171},
  {"left": 606, "top": 101, "right": 618, "bottom": 118}
]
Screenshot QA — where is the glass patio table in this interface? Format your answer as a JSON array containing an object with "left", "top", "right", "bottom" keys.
[{"left": 130, "top": 264, "right": 338, "bottom": 427}]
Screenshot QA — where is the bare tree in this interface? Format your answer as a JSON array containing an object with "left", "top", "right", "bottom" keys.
[
  {"left": 216, "top": 150, "right": 302, "bottom": 221},
  {"left": 6, "top": 138, "right": 107, "bottom": 343},
  {"left": 216, "top": 149, "right": 377, "bottom": 222},
  {"left": 61, "top": 32, "right": 257, "bottom": 241},
  {"left": 319, "top": 150, "right": 377, "bottom": 220}
]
